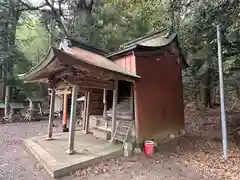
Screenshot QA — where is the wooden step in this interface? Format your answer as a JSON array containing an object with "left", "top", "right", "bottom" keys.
[
  {"left": 115, "top": 131, "right": 126, "bottom": 136},
  {"left": 110, "top": 120, "right": 133, "bottom": 145},
  {"left": 114, "top": 134, "right": 125, "bottom": 141}
]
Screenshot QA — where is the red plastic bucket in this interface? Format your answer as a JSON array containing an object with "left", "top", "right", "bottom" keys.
[{"left": 144, "top": 140, "right": 154, "bottom": 155}]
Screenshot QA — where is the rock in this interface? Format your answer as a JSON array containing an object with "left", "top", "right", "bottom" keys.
[
  {"left": 180, "top": 130, "right": 186, "bottom": 135},
  {"left": 134, "top": 147, "right": 142, "bottom": 154},
  {"left": 123, "top": 149, "right": 133, "bottom": 157},
  {"left": 124, "top": 142, "right": 133, "bottom": 151},
  {"left": 170, "top": 133, "right": 176, "bottom": 139}
]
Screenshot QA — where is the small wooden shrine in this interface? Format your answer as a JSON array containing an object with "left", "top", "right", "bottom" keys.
[{"left": 20, "top": 30, "right": 187, "bottom": 154}]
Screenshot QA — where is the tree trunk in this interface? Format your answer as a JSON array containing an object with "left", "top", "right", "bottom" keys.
[
  {"left": 4, "top": 85, "right": 10, "bottom": 117},
  {"left": 3, "top": 1, "right": 21, "bottom": 104},
  {"left": 0, "top": 6, "right": 9, "bottom": 102},
  {"left": 203, "top": 87, "right": 212, "bottom": 108},
  {"left": 71, "top": 0, "right": 94, "bottom": 42},
  {"left": 235, "top": 86, "right": 240, "bottom": 101},
  {"left": 202, "top": 69, "right": 212, "bottom": 108}
]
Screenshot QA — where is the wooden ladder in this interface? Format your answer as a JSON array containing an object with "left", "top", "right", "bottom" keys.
[{"left": 110, "top": 120, "right": 133, "bottom": 145}]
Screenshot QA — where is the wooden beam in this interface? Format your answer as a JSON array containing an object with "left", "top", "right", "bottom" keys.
[
  {"left": 82, "top": 92, "right": 88, "bottom": 130},
  {"left": 56, "top": 83, "right": 95, "bottom": 93},
  {"left": 130, "top": 82, "right": 134, "bottom": 120},
  {"left": 103, "top": 89, "right": 107, "bottom": 120},
  {"left": 78, "top": 80, "right": 114, "bottom": 90},
  {"left": 60, "top": 67, "right": 114, "bottom": 82},
  {"left": 56, "top": 90, "right": 71, "bottom": 95},
  {"left": 57, "top": 49, "right": 138, "bottom": 81},
  {"left": 74, "top": 64, "right": 136, "bottom": 82},
  {"left": 55, "top": 81, "right": 70, "bottom": 90},
  {"left": 63, "top": 77, "right": 114, "bottom": 90},
  {"left": 75, "top": 87, "right": 94, "bottom": 92},
  {"left": 103, "top": 89, "right": 107, "bottom": 128},
  {"left": 111, "top": 80, "right": 118, "bottom": 139},
  {"left": 84, "top": 92, "right": 90, "bottom": 134},
  {"left": 46, "top": 88, "right": 55, "bottom": 140},
  {"left": 66, "top": 84, "right": 78, "bottom": 155},
  {"left": 133, "top": 82, "right": 139, "bottom": 142}
]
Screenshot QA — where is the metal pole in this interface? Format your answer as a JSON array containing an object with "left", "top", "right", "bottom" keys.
[{"left": 217, "top": 24, "right": 228, "bottom": 160}]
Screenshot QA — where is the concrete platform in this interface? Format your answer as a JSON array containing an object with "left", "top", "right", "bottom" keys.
[{"left": 24, "top": 131, "right": 122, "bottom": 178}]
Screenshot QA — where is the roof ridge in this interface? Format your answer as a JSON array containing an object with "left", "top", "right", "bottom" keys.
[
  {"left": 120, "top": 29, "right": 167, "bottom": 49},
  {"left": 65, "top": 38, "right": 108, "bottom": 56}
]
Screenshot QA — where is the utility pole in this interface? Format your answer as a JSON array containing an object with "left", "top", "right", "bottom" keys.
[{"left": 217, "top": 24, "right": 228, "bottom": 160}]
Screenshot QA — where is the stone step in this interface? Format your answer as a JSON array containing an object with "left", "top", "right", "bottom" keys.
[
  {"left": 111, "top": 104, "right": 131, "bottom": 110},
  {"left": 108, "top": 114, "right": 133, "bottom": 120},
  {"left": 107, "top": 109, "right": 133, "bottom": 119},
  {"left": 107, "top": 110, "right": 132, "bottom": 116},
  {"left": 92, "top": 128, "right": 111, "bottom": 140},
  {"left": 118, "top": 97, "right": 131, "bottom": 100}
]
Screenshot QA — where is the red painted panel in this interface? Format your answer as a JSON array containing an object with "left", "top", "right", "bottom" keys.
[
  {"left": 131, "top": 55, "right": 136, "bottom": 74},
  {"left": 113, "top": 53, "right": 136, "bottom": 74},
  {"left": 135, "top": 54, "right": 184, "bottom": 141}
]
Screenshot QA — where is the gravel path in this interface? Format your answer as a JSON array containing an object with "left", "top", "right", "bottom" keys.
[
  {"left": 1, "top": 113, "right": 239, "bottom": 180},
  {"left": 0, "top": 120, "right": 207, "bottom": 180},
  {"left": 0, "top": 120, "right": 62, "bottom": 180}
]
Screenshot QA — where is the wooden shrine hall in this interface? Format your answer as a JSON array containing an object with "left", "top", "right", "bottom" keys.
[{"left": 21, "top": 30, "right": 188, "bottom": 154}]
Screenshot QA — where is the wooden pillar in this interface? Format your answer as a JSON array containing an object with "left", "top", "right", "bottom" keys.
[
  {"left": 46, "top": 88, "right": 55, "bottom": 140},
  {"left": 133, "top": 82, "right": 140, "bottom": 143},
  {"left": 111, "top": 80, "right": 118, "bottom": 138},
  {"left": 84, "top": 92, "right": 90, "bottom": 134},
  {"left": 66, "top": 85, "right": 78, "bottom": 155},
  {"left": 62, "top": 91, "right": 69, "bottom": 132},
  {"left": 82, "top": 92, "right": 88, "bottom": 130},
  {"left": 103, "top": 89, "right": 108, "bottom": 129},
  {"left": 130, "top": 82, "right": 134, "bottom": 120}
]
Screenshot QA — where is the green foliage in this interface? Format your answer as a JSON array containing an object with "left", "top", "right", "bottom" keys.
[
  {"left": 16, "top": 14, "right": 50, "bottom": 66},
  {"left": 168, "top": 0, "right": 240, "bottom": 105},
  {"left": 88, "top": 0, "right": 170, "bottom": 51},
  {"left": 0, "top": 0, "right": 239, "bottom": 106}
]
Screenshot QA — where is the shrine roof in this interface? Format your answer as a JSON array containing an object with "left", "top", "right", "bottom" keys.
[
  {"left": 107, "top": 30, "right": 188, "bottom": 68},
  {"left": 121, "top": 31, "right": 177, "bottom": 49},
  {"left": 19, "top": 39, "right": 140, "bottom": 84},
  {"left": 68, "top": 38, "right": 108, "bottom": 56}
]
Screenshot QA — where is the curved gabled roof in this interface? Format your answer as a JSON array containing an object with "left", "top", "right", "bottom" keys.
[
  {"left": 19, "top": 40, "right": 140, "bottom": 84},
  {"left": 107, "top": 30, "right": 188, "bottom": 68},
  {"left": 121, "top": 32, "right": 176, "bottom": 49}
]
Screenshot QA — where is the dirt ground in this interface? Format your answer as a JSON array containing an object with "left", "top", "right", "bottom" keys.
[{"left": 1, "top": 105, "right": 240, "bottom": 180}]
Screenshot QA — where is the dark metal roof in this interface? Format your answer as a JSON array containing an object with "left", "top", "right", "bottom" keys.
[
  {"left": 120, "top": 30, "right": 170, "bottom": 49},
  {"left": 66, "top": 38, "right": 108, "bottom": 56},
  {"left": 107, "top": 30, "right": 188, "bottom": 68},
  {"left": 107, "top": 31, "right": 177, "bottom": 58}
]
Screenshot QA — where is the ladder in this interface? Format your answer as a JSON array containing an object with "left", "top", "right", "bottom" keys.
[{"left": 110, "top": 120, "right": 133, "bottom": 145}]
